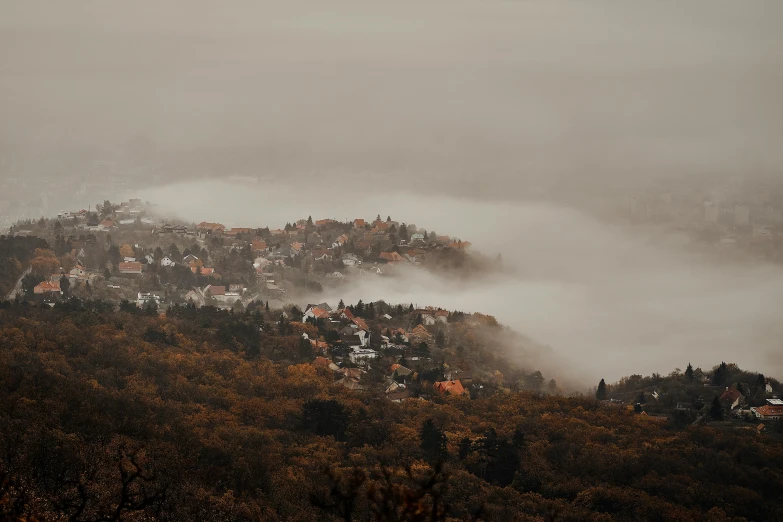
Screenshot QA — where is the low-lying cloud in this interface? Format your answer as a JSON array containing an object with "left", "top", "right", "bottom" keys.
[{"left": 141, "top": 179, "right": 783, "bottom": 386}]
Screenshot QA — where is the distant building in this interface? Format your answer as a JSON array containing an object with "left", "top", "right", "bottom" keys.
[
  {"left": 751, "top": 399, "right": 783, "bottom": 420},
  {"left": 118, "top": 262, "right": 143, "bottom": 274}
]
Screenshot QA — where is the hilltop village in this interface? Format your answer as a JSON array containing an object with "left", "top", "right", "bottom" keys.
[{"left": 5, "top": 198, "right": 480, "bottom": 308}]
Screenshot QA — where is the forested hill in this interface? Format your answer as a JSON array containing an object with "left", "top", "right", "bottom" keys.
[
  {"left": 1, "top": 301, "right": 782, "bottom": 521},
  {"left": 0, "top": 235, "right": 48, "bottom": 297}
]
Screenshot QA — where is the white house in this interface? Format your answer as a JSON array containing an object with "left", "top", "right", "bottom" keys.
[
  {"left": 137, "top": 292, "right": 161, "bottom": 308},
  {"left": 349, "top": 348, "right": 379, "bottom": 364},
  {"left": 145, "top": 254, "right": 155, "bottom": 264},
  {"left": 161, "top": 256, "right": 176, "bottom": 267},
  {"left": 341, "top": 253, "right": 361, "bottom": 267}
]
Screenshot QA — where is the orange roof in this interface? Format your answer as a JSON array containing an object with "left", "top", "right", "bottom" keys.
[
  {"left": 448, "top": 241, "right": 472, "bottom": 250},
  {"left": 435, "top": 310, "right": 449, "bottom": 316},
  {"left": 119, "top": 262, "right": 142, "bottom": 272},
  {"left": 380, "top": 251, "right": 405, "bottom": 262},
  {"left": 197, "top": 222, "right": 225, "bottom": 231},
  {"left": 433, "top": 380, "right": 467, "bottom": 396},
  {"left": 34, "top": 281, "right": 61, "bottom": 293},
  {"left": 354, "top": 219, "right": 366, "bottom": 226},
  {"left": 251, "top": 240, "right": 267, "bottom": 251},
  {"left": 411, "top": 324, "right": 430, "bottom": 337},
  {"left": 291, "top": 241, "right": 303, "bottom": 251},
  {"left": 192, "top": 266, "right": 215, "bottom": 276},
  {"left": 313, "top": 356, "right": 331, "bottom": 368},
  {"left": 207, "top": 285, "right": 225, "bottom": 296},
  {"left": 390, "top": 363, "right": 401, "bottom": 371},
  {"left": 309, "top": 307, "right": 331, "bottom": 319},
  {"left": 341, "top": 308, "right": 354, "bottom": 320},
  {"left": 352, "top": 317, "right": 369, "bottom": 331},
  {"left": 754, "top": 405, "right": 783, "bottom": 416},
  {"left": 316, "top": 219, "right": 335, "bottom": 226}
]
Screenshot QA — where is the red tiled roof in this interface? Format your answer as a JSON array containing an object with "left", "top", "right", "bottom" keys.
[
  {"left": 433, "top": 380, "right": 467, "bottom": 396},
  {"left": 313, "top": 356, "right": 331, "bottom": 368},
  {"left": 309, "top": 307, "right": 331, "bottom": 320},
  {"left": 207, "top": 285, "right": 226, "bottom": 296},
  {"left": 754, "top": 405, "right": 783, "bottom": 417},
  {"left": 251, "top": 240, "right": 267, "bottom": 251},
  {"left": 720, "top": 388, "right": 743, "bottom": 402},
  {"left": 192, "top": 266, "right": 215, "bottom": 276},
  {"left": 197, "top": 222, "right": 225, "bottom": 231},
  {"left": 352, "top": 317, "right": 369, "bottom": 331},
  {"left": 119, "top": 262, "right": 142, "bottom": 272},
  {"left": 354, "top": 219, "right": 366, "bottom": 227},
  {"left": 34, "top": 281, "right": 61, "bottom": 293},
  {"left": 341, "top": 308, "right": 354, "bottom": 320}
]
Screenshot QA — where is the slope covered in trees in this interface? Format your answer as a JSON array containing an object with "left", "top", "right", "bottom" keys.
[{"left": 0, "top": 301, "right": 782, "bottom": 521}]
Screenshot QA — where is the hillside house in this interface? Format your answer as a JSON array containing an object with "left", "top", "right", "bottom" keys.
[
  {"left": 34, "top": 281, "right": 61, "bottom": 295},
  {"left": 161, "top": 256, "right": 176, "bottom": 267},
  {"left": 751, "top": 399, "right": 783, "bottom": 420},
  {"left": 433, "top": 380, "right": 467, "bottom": 396},
  {"left": 119, "top": 262, "right": 143, "bottom": 275}
]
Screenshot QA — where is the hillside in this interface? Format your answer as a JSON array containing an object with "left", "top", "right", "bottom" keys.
[{"left": 1, "top": 301, "right": 782, "bottom": 521}]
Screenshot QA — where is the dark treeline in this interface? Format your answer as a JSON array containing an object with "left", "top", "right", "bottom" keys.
[{"left": 0, "top": 301, "right": 782, "bottom": 521}]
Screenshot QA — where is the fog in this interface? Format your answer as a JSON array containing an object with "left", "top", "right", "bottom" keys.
[
  {"left": 2, "top": 0, "right": 782, "bottom": 206},
  {"left": 141, "top": 179, "right": 783, "bottom": 385},
  {"left": 3, "top": 1, "right": 783, "bottom": 384}
]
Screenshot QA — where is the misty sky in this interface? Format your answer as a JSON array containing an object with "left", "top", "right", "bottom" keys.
[
  {"left": 2, "top": 0, "right": 782, "bottom": 200},
  {"left": 3, "top": 1, "right": 783, "bottom": 384}
]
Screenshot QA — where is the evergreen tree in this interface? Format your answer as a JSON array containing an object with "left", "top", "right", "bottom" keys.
[
  {"left": 685, "top": 362, "right": 694, "bottom": 382},
  {"left": 712, "top": 362, "right": 729, "bottom": 386},
  {"left": 419, "top": 419, "right": 447, "bottom": 463},
  {"left": 435, "top": 330, "right": 446, "bottom": 348},
  {"left": 637, "top": 391, "right": 647, "bottom": 404},
  {"left": 458, "top": 437, "right": 472, "bottom": 461},
  {"left": 596, "top": 379, "right": 607, "bottom": 400},
  {"left": 338, "top": 299, "right": 345, "bottom": 309},
  {"left": 59, "top": 275, "right": 70, "bottom": 297},
  {"left": 709, "top": 396, "right": 723, "bottom": 421}
]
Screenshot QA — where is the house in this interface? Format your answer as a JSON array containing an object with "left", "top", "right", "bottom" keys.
[
  {"left": 192, "top": 266, "right": 216, "bottom": 277},
  {"left": 196, "top": 222, "right": 225, "bottom": 234},
  {"left": 386, "top": 388, "right": 412, "bottom": 403},
  {"left": 184, "top": 289, "right": 206, "bottom": 307},
  {"left": 313, "top": 356, "right": 332, "bottom": 369},
  {"left": 410, "top": 324, "right": 431, "bottom": 341},
  {"left": 205, "top": 285, "right": 226, "bottom": 297},
  {"left": 312, "top": 248, "right": 331, "bottom": 261},
  {"left": 352, "top": 317, "right": 369, "bottom": 332},
  {"left": 100, "top": 218, "right": 116, "bottom": 229},
  {"left": 332, "top": 234, "right": 349, "bottom": 249},
  {"left": 182, "top": 254, "right": 199, "bottom": 265},
  {"left": 119, "top": 262, "right": 143, "bottom": 274},
  {"left": 411, "top": 233, "right": 425, "bottom": 242},
  {"left": 290, "top": 241, "right": 303, "bottom": 254},
  {"left": 720, "top": 387, "right": 744, "bottom": 410},
  {"left": 448, "top": 241, "right": 472, "bottom": 250},
  {"left": 145, "top": 254, "right": 156, "bottom": 264},
  {"left": 335, "top": 377, "right": 366, "bottom": 391},
  {"left": 251, "top": 240, "right": 268, "bottom": 253},
  {"left": 433, "top": 380, "right": 467, "bottom": 396},
  {"left": 341, "top": 253, "right": 360, "bottom": 267},
  {"left": 228, "top": 284, "right": 244, "bottom": 294},
  {"left": 390, "top": 364, "right": 413, "bottom": 379},
  {"left": 303, "top": 306, "right": 331, "bottom": 323},
  {"left": 354, "top": 218, "right": 366, "bottom": 228},
  {"left": 349, "top": 348, "right": 379, "bottom": 364},
  {"left": 379, "top": 251, "right": 405, "bottom": 263},
  {"left": 34, "top": 281, "right": 61, "bottom": 295},
  {"left": 137, "top": 293, "right": 161, "bottom": 308},
  {"left": 161, "top": 256, "right": 176, "bottom": 267},
  {"left": 751, "top": 399, "right": 783, "bottom": 420}
]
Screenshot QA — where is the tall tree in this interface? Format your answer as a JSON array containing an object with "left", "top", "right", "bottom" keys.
[
  {"left": 420, "top": 419, "right": 447, "bottom": 463},
  {"left": 596, "top": 379, "right": 607, "bottom": 400},
  {"left": 685, "top": 363, "right": 694, "bottom": 382},
  {"left": 709, "top": 396, "right": 723, "bottom": 421}
]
